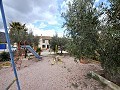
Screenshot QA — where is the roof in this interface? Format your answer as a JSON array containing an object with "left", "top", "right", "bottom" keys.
[
  {"left": 0, "top": 32, "right": 6, "bottom": 43},
  {"left": 40, "top": 36, "right": 52, "bottom": 40}
]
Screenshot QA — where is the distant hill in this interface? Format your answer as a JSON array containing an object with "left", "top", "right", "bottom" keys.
[{"left": 0, "top": 32, "right": 6, "bottom": 43}]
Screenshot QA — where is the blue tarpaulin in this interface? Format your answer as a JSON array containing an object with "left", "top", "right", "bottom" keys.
[{"left": 0, "top": 44, "right": 6, "bottom": 49}]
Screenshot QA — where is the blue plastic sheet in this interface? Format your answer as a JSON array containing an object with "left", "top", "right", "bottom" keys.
[{"left": 0, "top": 44, "right": 6, "bottom": 49}]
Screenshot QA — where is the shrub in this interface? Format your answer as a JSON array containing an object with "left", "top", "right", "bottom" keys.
[
  {"left": 36, "top": 47, "right": 42, "bottom": 55},
  {"left": 0, "top": 52, "right": 10, "bottom": 62}
]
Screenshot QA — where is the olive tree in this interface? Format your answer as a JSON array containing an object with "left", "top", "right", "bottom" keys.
[{"left": 62, "top": 0, "right": 100, "bottom": 59}]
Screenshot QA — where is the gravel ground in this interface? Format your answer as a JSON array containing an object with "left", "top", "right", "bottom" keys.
[{"left": 0, "top": 55, "right": 111, "bottom": 90}]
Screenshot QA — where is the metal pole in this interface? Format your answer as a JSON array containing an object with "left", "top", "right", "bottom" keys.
[{"left": 0, "top": 0, "right": 21, "bottom": 90}]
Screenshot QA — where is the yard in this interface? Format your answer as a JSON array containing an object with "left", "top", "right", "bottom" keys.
[{"left": 0, "top": 54, "right": 111, "bottom": 90}]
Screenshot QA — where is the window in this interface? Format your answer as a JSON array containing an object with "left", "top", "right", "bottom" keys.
[
  {"left": 47, "top": 45, "right": 49, "bottom": 49},
  {"left": 42, "top": 45, "right": 45, "bottom": 48},
  {"left": 42, "top": 40, "right": 45, "bottom": 43}
]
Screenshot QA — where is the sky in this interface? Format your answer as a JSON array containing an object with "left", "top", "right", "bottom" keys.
[{"left": 0, "top": 0, "right": 108, "bottom": 37}]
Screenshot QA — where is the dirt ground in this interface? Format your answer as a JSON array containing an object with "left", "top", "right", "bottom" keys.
[{"left": 0, "top": 55, "right": 111, "bottom": 90}]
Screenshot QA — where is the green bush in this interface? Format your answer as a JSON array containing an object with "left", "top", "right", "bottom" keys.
[
  {"left": 0, "top": 52, "right": 10, "bottom": 62},
  {"left": 36, "top": 47, "right": 42, "bottom": 55}
]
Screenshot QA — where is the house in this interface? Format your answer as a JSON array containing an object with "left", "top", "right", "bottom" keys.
[
  {"left": 0, "top": 32, "right": 17, "bottom": 52},
  {"left": 0, "top": 32, "right": 8, "bottom": 52},
  {"left": 38, "top": 34, "right": 52, "bottom": 50}
]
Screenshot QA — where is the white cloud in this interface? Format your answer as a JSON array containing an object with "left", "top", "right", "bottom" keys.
[
  {"left": 2, "top": 0, "right": 59, "bottom": 25},
  {"left": 95, "top": 0, "right": 100, "bottom": 3},
  {"left": 0, "top": 29, "right": 5, "bottom": 32},
  {"left": 60, "top": 0, "right": 73, "bottom": 13},
  {"left": 26, "top": 23, "right": 63, "bottom": 37},
  {"left": 0, "top": 0, "right": 65, "bottom": 37},
  {"left": 34, "top": 29, "right": 56, "bottom": 36},
  {"left": 61, "top": 1, "right": 67, "bottom": 13},
  {"left": 48, "top": 20, "right": 58, "bottom": 25},
  {"left": 39, "top": 22, "right": 47, "bottom": 29},
  {"left": 26, "top": 24, "right": 55, "bottom": 36},
  {"left": 42, "top": 11, "right": 58, "bottom": 25}
]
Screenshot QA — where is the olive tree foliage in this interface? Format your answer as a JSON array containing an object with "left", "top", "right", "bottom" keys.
[
  {"left": 62, "top": 0, "right": 120, "bottom": 81},
  {"left": 107, "top": 0, "right": 120, "bottom": 30},
  {"left": 58, "top": 37, "right": 68, "bottom": 54},
  {"left": 50, "top": 34, "right": 59, "bottom": 52},
  {"left": 33, "top": 36, "right": 40, "bottom": 48},
  {"left": 26, "top": 30, "right": 34, "bottom": 46},
  {"left": 50, "top": 34, "right": 68, "bottom": 54},
  {"left": 97, "top": 0, "right": 120, "bottom": 81},
  {"left": 62, "top": 0, "right": 100, "bottom": 59},
  {"left": 98, "top": 28, "right": 120, "bottom": 81},
  {"left": 25, "top": 30, "right": 39, "bottom": 47}
]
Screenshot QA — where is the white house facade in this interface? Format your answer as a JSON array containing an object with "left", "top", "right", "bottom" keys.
[{"left": 38, "top": 35, "right": 52, "bottom": 50}]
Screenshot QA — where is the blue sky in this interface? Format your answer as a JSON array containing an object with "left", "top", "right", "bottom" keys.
[{"left": 0, "top": 0, "right": 109, "bottom": 37}]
